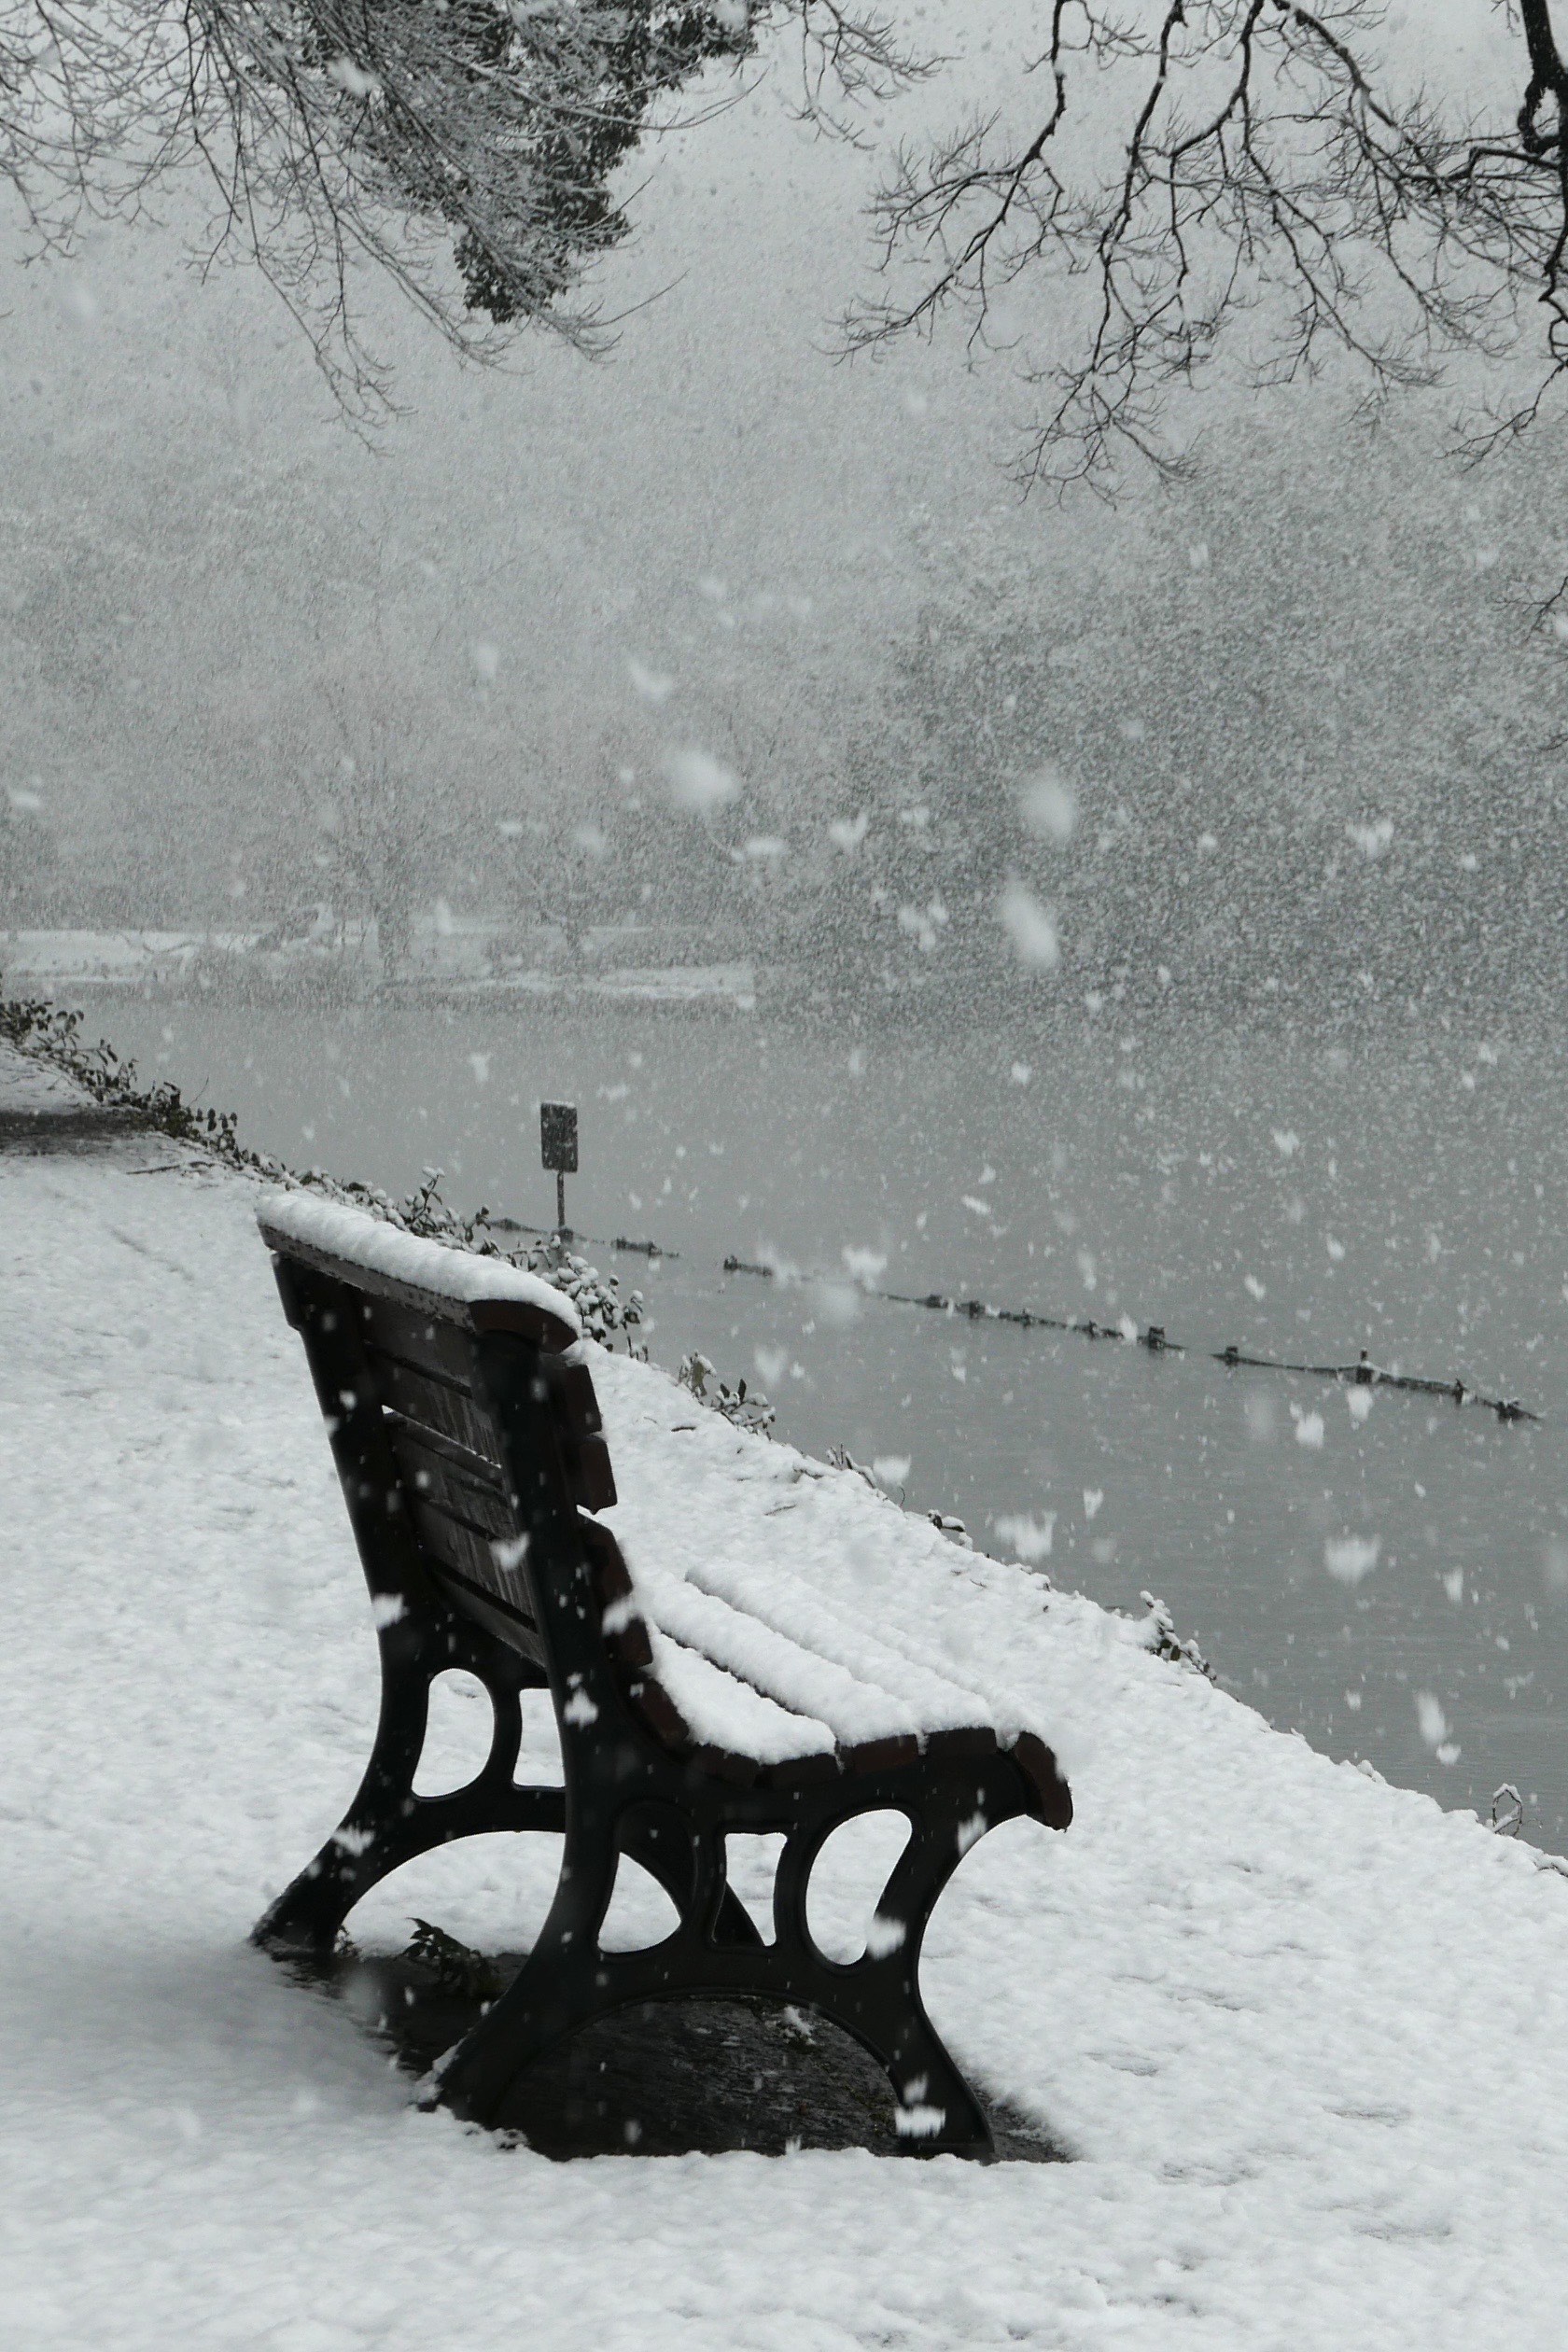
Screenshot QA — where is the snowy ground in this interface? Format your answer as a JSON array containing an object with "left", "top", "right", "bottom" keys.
[
  {"left": 5, "top": 1036, "right": 1568, "bottom": 2350},
  {"left": 3, "top": 929, "right": 266, "bottom": 983}
]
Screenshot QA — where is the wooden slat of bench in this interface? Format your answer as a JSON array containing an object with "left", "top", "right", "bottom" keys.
[
  {"left": 426, "top": 1564, "right": 549, "bottom": 1668},
  {"left": 921, "top": 1725, "right": 1003, "bottom": 1766},
  {"left": 359, "top": 1294, "right": 486, "bottom": 1396},
  {"left": 545, "top": 1360, "right": 617, "bottom": 1513},
  {"left": 546, "top": 1357, "right": 605, "bottom": 1443},
  {"left": 581, "top": 1520, "right": 654, "bottom": 1673},
  {"left": 409, "top": 1489, "right": 536, "bottom": 1620},
  {"left": 367, "top": 1347, "right": 505, "bottom": 1466},
  {"left": 388, "top": 1417, "right": 510, "bottom": 1533},
  {"left": 384, "top": 1407, "right": 506, "bottom": 1487},
  {"left": 554, "top": 1426, "right": 616, "bottom": 1515}
]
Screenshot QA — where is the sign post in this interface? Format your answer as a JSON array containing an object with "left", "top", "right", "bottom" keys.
[{"left": 539, "top": 1100, "right": 578, "bottom": 1238}]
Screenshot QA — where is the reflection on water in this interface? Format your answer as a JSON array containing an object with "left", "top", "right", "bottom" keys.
[{"left": 86, "top": 992, "right": 1568, "bottom": 1847}]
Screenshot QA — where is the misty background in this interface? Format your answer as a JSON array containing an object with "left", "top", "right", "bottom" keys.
[{"left": 3, "top": 0, "right": 1565, "bottom": 1015}]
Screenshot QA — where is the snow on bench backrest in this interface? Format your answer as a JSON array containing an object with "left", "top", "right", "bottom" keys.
[{"left": 256, "top": 1189, "right": 581, "bottom": 1349}]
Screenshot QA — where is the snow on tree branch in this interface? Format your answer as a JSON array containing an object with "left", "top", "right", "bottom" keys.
[{"left": 0, "top": 0, "right": 908, "bottom": 415}]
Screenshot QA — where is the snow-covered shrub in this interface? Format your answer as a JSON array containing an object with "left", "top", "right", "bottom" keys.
[
  {"left": 827, "top": 1444, "right": 878, "bottom": 1490},
  {"left": 677, "top": 1351, "right": 775, "bottom": 1435},
  {"left": 520, "top": 1234, "right": 645, "bottom": 1353},
  {"left": 1136, "top": 1591, "right": 1215, "bottom": 1682},
  {"left": 1, "top": 991, "right": 253, "bottom": 1162}
]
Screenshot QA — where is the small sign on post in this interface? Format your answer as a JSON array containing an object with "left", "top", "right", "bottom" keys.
[{"left": 539, "top": 1100, "right": 578, "bottom": 1237}]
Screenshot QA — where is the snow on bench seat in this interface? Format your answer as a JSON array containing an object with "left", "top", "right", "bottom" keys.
[
  {"left": 641, "top": 1627, "right": 836, "bottom": 1766},
  {"left": 680, "top": 1554, "right": 1001, "bottom": 1735},
  {"left": 627, "top": 1553, "right": 995, "bottom": 1755}
]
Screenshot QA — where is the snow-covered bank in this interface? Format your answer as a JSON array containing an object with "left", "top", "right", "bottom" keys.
[
  {"left": 3, "top": 930, "right": 762, "bottom": 1012},
  {"left": 5, "top": 1039, "right": 1568, "bottom": 2349}
]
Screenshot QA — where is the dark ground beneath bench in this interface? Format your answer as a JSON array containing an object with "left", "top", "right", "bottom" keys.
[{"left": 297, "top": 1943, "right": 1067, "bottom": 2163}]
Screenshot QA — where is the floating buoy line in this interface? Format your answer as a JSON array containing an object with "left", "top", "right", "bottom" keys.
[
  {"left": 720, "top": 1257, "right": 1539, "bottom": 1425},
  {"left": 489, "top": 1216, "right": 1537, "bottom": 1426},
  {"left": 488, "top": 1214, "right": 679, "bottom": 1260}
]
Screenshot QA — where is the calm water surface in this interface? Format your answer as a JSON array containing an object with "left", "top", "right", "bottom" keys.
[{"left": 83, "top": 992, "right": 1568, "bottom": 1846}]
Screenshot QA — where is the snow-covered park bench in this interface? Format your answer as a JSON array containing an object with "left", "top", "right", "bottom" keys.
[{"left": 252, "top": 1191, "right": 1072, "bottom": 2158}]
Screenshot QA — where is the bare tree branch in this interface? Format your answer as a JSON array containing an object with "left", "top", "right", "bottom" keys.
[
  {"left": 838, "top": 1, "right": 1568, "bottom": 492},
  {"left": 15, "top": 0, "right": 1562, "bottom": 488}
]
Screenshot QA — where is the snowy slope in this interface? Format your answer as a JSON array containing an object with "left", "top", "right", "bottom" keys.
[
  {"left": 4, "top": 1041, "right": 1568, "bottom": 2349},
  {"left": 0, "top": 1041, "right": 98, "bottom": 1114}
]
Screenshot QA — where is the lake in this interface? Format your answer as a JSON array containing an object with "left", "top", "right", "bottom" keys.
[{"left": 74, "top": 987, "right": 1568, "bottom": 1849}]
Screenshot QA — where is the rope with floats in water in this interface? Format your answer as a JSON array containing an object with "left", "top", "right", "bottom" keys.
[
  {"left": 719, "top": 1256, "right": 1539, "bottom": 1424},
  {"left": 488, "top": 1214, "right": 679, "bottom": 1259},
  {"left": 1208, "top": 1343, "right": 1536, "bottom": 1421},
  {"left": 489, "top": 1218, "right": 1536, "bottom": 1424}
]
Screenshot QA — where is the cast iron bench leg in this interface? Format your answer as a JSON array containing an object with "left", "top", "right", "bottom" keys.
[
  {"left": 254, "top": 1609, "right": 564, "bottom": 1956},
  {"left": 775, "top": 1768, "right": 1033, "bottom": 2158}
]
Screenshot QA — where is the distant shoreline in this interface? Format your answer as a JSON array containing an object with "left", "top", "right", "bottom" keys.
[
  {"left": 1, "top": 929, "right": 765, "bottom": 1013},
  {"left": 9, "top": 925, "right": 1566, "bottom": 1033}
]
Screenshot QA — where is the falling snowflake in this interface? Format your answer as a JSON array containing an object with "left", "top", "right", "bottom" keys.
[
  {"left": 663, "top": 749, "right": 737, "bottom": 813},
  {"left": 997, "top": 878, "right": 1060, "bottom": 969},
  {"left": 1324, "top": 1535, "right": 1379, "bottom": 1586}
]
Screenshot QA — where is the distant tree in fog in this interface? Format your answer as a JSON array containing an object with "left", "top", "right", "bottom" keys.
[
  {"left": 842, "top": 2, "right": 1568, "bottom": 500},
  {"left": 327, "top": 762, "right": 421, "bottom": 975},
  {"left": 824, "top": 430, "right": 1568, "bottom": 1011},
  {"left": 0, "top": 789, "right": 56, "bottom": 924},
  {"left": 314, "top": 683, "right": 459, "bottom": 973},
  {"left": 0, "top": 1, "right": 906, "bottom": 413},
  {"left": 496, "top": 773, "right": 774, "bottom": 964},
  {"left": 501, "top": 810, "right": 615, "bottom": 972}
]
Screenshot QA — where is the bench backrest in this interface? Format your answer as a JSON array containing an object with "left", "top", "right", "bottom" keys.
[{"left": 256, "top": 1194, "right": 626, "bottom": 1683}]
